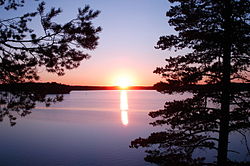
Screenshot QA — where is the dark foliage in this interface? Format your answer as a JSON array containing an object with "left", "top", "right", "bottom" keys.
[
  {"left": 0, "top": 0, "right": 101, "bottom": 83},
  {"left": 154, "top": 0, "right": 249, "bottom": 85},
  {"left": 0, "top": 1, "right": 101, "bottom": 126},
  {"left": 131, "top": 0, "right": 250, "bottom": 165},
  {"left": 131, "top": 88, "right": 250, "bottom": 165},
  {"left": 0, "top": 90, "right": 63, "bottom": 127}
]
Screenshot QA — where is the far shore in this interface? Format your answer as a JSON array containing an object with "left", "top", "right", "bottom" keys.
[
  {"left": 0, "top": 82, "right": 154, "bottom": 94},
  {"left": 0, "top": 82, "right": 249, "bottom": 94},
  {"left": 70, "top": 85, "right": 154, "bottom": 91}
]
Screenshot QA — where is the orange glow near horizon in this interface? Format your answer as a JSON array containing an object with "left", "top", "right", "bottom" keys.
[
  {"left": 120, "top": 90, "right": 129, "bottom": 126},
  {"left": 39, "top": 64, "right": 160, "bottom": 86}
]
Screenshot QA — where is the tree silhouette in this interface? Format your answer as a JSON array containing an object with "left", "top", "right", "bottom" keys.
[
  {"left": 131, "top": 0, "right": 250, "bottom": 165},
  {"left": 0, "top": 0, "right": 101, "bottom": 83},
  {"left": 0, "top": 0, "right": 101, "bottom": 125},
  {"left": 0, "top": 90, "right": 63, "bottom": 126}
]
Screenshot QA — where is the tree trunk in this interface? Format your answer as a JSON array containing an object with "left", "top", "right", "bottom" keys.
[{"left": 217, "top": 0, "right": 232, "bottom": 165}]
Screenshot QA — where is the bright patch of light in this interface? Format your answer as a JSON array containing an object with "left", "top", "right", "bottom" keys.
[
  {"left": 115, "top": 76, "right": 133, "bottom": 89},
  {"left": 120, "top": 90, "right": 128, "bottom": 110},
  {"left": 121, "top": 110, "right": 128, "bottom": 126},
  {"left": 120, "top": 90, "right": 129, "bottom": 126}
]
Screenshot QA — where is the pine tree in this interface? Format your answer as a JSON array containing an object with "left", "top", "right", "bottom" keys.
[
  {"left": 0, "top": 0, "right": 101, "bottom": 125},
  {"left": 0, "top": 0, "right": 101, "bottom": 83},
  {"left": 131, "top": 0, "right": 250, "bottom": 165}
]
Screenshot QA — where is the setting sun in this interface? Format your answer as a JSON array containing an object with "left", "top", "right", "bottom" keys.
[{"left": 115, "top": 76, "right": 133, "bottom": 89}]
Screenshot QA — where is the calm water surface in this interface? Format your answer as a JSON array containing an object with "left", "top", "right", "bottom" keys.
[
  {"left": 0, "top": 90, "right": 168, "bottom": 166},
  {"left": 0, "top": 90, "right": 249, "bottom": 166}
]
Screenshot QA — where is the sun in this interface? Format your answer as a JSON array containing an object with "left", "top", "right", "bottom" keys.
[{"left": 115, "top": 76, "right": 132, "bottom": 89}]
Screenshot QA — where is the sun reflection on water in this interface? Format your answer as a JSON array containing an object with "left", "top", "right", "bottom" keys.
[{"left": 120, "top": 90, "right": 129, "bottom": 126}]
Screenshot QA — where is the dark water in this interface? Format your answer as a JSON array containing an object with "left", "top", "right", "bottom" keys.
[{"left": 0, "top": 90, "right": 249, "bottom": 166}]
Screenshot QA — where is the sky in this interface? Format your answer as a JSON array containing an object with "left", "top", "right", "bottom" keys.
[{"left": 4, "top": 0, "right": 176, "bottom": 86}]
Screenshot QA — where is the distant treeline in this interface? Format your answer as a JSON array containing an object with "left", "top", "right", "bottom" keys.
[
  {"left": 70, "top": 85, "right": 154, "bottom": 91},
  {"left": 153, "top": 82, "right": 250, "bottom": 93},
  {"left": 0, "top": 82, "right": 71, "bottom": 94},
  {"left": 0, "top": 82, "right": 249, "bottom": 94},
  {"left": 0, "top": 82, "right": 154, "bottom": 94}
]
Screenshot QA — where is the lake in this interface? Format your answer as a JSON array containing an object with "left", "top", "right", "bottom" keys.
[
  {"left": 0, "top": 90, "right": 166, "bottom": 166},
  {"left": 0, "top": 90, "right": 249, "bottom": 166}
]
